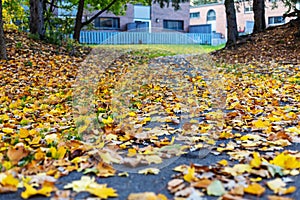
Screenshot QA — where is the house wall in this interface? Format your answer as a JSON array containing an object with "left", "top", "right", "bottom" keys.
[
  {"left": 190, "top": 3, "right": 226, "bottom": 36},
  {"left": 89, "top": 4, "right": 135, "bottom": 31},
  {"left": 151, "top": 2, "right": 190, "bottom": 32},
  {"left": 190, "top": 1, "right": 293, "bottom": 38},
  {"left": 95, "top": 2, "right": 190, "bottom": 32}
]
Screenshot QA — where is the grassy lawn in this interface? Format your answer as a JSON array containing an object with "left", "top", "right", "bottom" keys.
[{"left": 87, "top": 44, "right": 224, "bottom": 57}]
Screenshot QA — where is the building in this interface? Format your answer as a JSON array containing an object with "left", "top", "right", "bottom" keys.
[
  {"left": 190, "top": 1, "right": 295, "bottom": 38},
  {"left": 90, "top": 2, "right": 190, "bottom": 32}
]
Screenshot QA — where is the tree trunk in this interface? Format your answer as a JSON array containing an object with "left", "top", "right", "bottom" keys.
[
  {"left": 29, "top": 0, "right": 45, "bottom": 39},
  {"left": 224, "top": 0, "right": 238, "bottom": 48},
  {"left": 73, "top": 0, "right": 118, "bottom": 42},
  {"left": 253, "top": 0, "right": 266, "bottom": 33},
  {"left": 0, "top": 0, "right": 7, "bottom": 60},
  {"left": 73, "top": 0, "right": 84, "bottom": 42}
]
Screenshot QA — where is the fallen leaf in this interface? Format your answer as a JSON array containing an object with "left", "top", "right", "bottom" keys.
[
  {"left": 244, "top": 183, "right": 265, "bottom": 196},
  {"left": 207, "top": 180, "right": 226, "bottom": 196},
  {"left": 21, "top": 183, "right": 53, "bottom": 199},
  {"left": 138, "top": 168, "right": 160, "bottom": 175},
  {"left": 183, "top": 166, "right": 196, "bottom": 183},
  {"left": 7, "top": 143, "right": 29, "bottom": 165},
  {"left": 128, "top": 192, "right": 167, "bottom": 200},
  {"left": 267, "top": 195, "right": 294, "bottom": 200},
  {"left": 86, "top": 186, "right": 118, "bottom": 199},
  {"left": 250, "top": 152, "right": 261, "bottom": 168}
]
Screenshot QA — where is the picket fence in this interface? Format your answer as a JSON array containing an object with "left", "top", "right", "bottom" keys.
[{"left": 75, "top": 31, "right": 225, "bottom": 45}]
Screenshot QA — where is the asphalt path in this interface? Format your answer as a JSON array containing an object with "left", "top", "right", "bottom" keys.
[
  {"left": 2, "top": 55, "right": 300, "bottom": 200},
  {"left": 2, "top": 146, "right": 300, "bottom": 200}
]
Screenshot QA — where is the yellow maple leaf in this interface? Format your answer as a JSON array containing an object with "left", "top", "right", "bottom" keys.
[
  {"left": 21, "top": 183, "right": 53, "bottom": 199},
  {"left": 252, "top": 119, "right": 270, "bottom": 129},
  {"left": 86, "top": 186, "right": 118, "bottom": 199},
  {"left": 270, "top": 152, "right": 300, "bottom": 169},
  {"left": 285, "top": 127, "right": 300, "bottom": 134},
  {"left": 64, "top": 176, "right": 98, "bottom": 192},
  {"left": 2, "top": 127, "right": 14, "bottom": 134},
  {"left": 277, "top": 186, "right": 296, "bottom": 195},
  {"left": 250, "top": 152, "right": 262, "bottom": 168},
  {"left": 50, "top": 146, "right": 67, "bottom": 160},
  {"left": 128, "top": 112, "right": 136, "bottom": 117},
  {"left": 183, "top": 166, "right": 196, "bottom": 183},
  {"left": 102, "top": 116, "right": 114, "bottom": 125},
  {"left": 244, "top": 183, "right": 265, "bottom": 196},
  {"left": 1, "top": 173, "right": 19, "bottom": 187},
  {"left": 34, "top": 149, "right": 45, "bottom": 160},
  {"left": 218, "top": 159, "right": 228, "bottom": 166},
  {"left": 0, "top": 114, "right": 9, "bottom": 121},
  {"left": 19, "top": 128, "right": 29, "bottom": 138},
  {"left": 127, "top": 148, "right": 137, "bottom": 157}
]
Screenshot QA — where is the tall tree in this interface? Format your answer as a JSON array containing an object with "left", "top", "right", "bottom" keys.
[
  {"left": 29, "top": 0, "right": 45, "bottom": 39},
  {"left": 224, "top": 0, "right": 238, "bottom": 47},
  {"left": 73, "top": 0, "right": 125, "bottom": 42},
  {"left": 253, "top": 0, "right": 266, "bottom": 33},
  {"left": 0, "top": 0, "right": 7, "bottom": 60}
]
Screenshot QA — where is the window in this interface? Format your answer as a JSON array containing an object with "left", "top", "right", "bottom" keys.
[
  {"left": 163, "top": 20, "right": 184, "bottom": 31},
  {"left": 190, "top": 12, "right": 200, "bottom": 19},
  {"left": 94, "top": 17, "right": 120, "bottom": 29},
  {"left": 268, "top": 16, "right": 284, "bottom": 25},
  {"left": 207, "top": 10, "right": 216, "bottom": 21},
  {"left": 244, "top": 6, "right": 253, "bottom": 13}
]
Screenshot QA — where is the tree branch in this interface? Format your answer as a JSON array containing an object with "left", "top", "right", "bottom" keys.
[{"left": 82, "top": 0, "right": 118, "bottom": 27}]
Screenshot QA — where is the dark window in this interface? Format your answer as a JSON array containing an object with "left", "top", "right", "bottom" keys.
[
  {"left": 244, "top": 6, "right": 253, "bottom": 13},
  {"left": 94, "top": 17, "right": 120, "bottom": 29},
  {"left": 207, "top": 10, "right": 216, "bottom": 21},
  {"left": 190, "top": 12, "right": 200, "bottom": 19},
  {"left": 268, "top": 16, "right": 284, "bottom": 25},
  {"left": 163, "top": 20, "right": 184, "bottom": 31}
]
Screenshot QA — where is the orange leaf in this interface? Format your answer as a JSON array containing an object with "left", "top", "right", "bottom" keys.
[
  {"left": 7, "top": 143, "right": 29, "bottom": 165},
  {"left": 250, "top": 152, "right": 261, "bottom": 168},
  {"left": 19, "top": 128, "right": 29, "bottom": 138},
  {"left": 244, "top": 183, "right": 265, "bottom": 196}
]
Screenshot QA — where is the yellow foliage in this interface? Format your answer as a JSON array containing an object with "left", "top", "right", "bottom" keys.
[
  {"left": 250, "top": 152, "right": 261, "bottom": 168},
  {"left": 1, "top": 173, "right": 19, "bottom": 187},
  {"left": 270, "top": 152, "right": 300, "bottom": 169},
  {"left": 21, "top": 183, "right": 53, "bottom": 199},
  {"left": 244, "top": 183, "right": 265, "bottom": 196},
  {"left": 86, "top": 187, "right": 118, "bottom": 199},
  {"left": 50, "top": 146, "right": 67, "bottom": 160},
  {"left": 183, "top": 166, "right": 196, "bottom": 183}
]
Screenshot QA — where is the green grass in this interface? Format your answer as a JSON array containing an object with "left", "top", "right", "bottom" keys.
[{"left": 89, "top": 44, "right": 224, "bottom": 56}]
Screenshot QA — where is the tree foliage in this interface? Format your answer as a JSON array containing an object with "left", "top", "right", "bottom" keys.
[{"left": 3, "top": 0, "right": 25, "bottom": 30}]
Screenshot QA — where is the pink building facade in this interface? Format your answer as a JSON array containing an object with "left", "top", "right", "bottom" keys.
[
  {"left": 90, "top": 2, "right": 190, "bottom": 32},
  {"left": 190, "top": 1, "right": 294, "bottom": 38}
]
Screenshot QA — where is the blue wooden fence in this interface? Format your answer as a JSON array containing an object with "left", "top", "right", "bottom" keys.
[{"left": 74, "top": 31, "right": 216, "bottom": 45}]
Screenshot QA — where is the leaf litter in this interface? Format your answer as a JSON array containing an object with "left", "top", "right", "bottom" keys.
[{"left": 0, "top": 24, "right": 300, "bottom": 200}]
